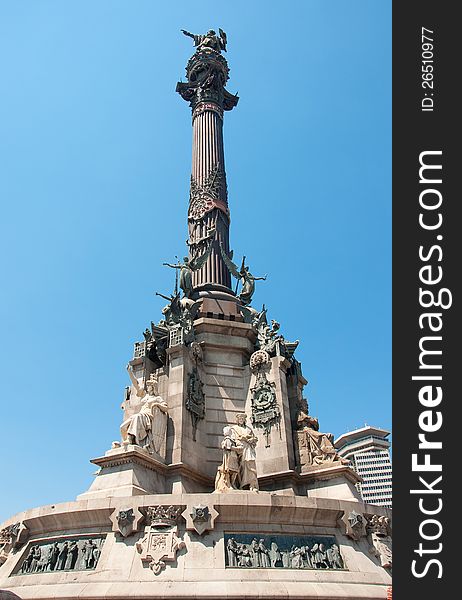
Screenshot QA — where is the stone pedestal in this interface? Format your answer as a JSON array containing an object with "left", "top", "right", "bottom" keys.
[
  {"left": 301, "top": 464, "right": 362, "bottom": 501},
  {"left": 77, "top": 447, "right": 167, "bottom": 500}
]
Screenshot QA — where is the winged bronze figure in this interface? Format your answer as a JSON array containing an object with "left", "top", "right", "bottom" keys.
[
  {"left": 163, "top": 243, "right": 212, "bottom": 298},
  {"left": 219, "top": 243, "right": 266, "bottom": 306}
]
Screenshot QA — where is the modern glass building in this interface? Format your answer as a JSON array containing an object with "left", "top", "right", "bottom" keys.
[{"left": 334, "top": 426, "right": 392, "bottom": 508}]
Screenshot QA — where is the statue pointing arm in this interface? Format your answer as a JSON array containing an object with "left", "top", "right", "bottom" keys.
[
  {"left": 126, "top": 364, "right": 144, "bottom": 398},
  {"left": 163, "top": 261, "right": 180, "bottom": 269},
  {"left": 180, "top": 28, "right": 227, "bottom": 53},
  {"left": 181, "top": 29, "right": 195, "bottom": 39},
  {"left": 181, "top": 29, "right": 204, "bottom": 48}
]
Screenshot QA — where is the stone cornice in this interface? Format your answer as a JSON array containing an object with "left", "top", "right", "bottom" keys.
[
  {"left": 258, "top": 465, "right": 362, "bottom": 488},
  {"left": 90, "top": 450, "right": 167, "bottom": 472},
  {"left": 91, "top": 451, "right": 215, "bottom": 489},
  {"left": 0, "top": 492, "right": 391, "bottom": 539}
]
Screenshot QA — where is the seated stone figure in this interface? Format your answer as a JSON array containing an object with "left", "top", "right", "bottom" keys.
[
  {"left": 120, "top": 366, "right": 168, "bottom": 457},
  {"left": 296, "top": 412, "right": 349, "bottom": 470}
]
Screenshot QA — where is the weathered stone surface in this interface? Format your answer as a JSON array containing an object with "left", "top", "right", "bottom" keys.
[{"left": 0, "top": 493, "right": 391, "bottom": 598}]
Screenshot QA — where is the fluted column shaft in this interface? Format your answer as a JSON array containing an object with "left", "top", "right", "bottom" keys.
[{"left": 189, "top": 103, "right": 231, "bottom": 290}]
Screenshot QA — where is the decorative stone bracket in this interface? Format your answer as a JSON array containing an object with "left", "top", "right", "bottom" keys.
[
  {"left": 338, "top": 510, "right": 367, "bottom": 541},
  {"left": 182, "top": 504, "right": 219, "bottom": 536},
  {"left": 110, "top": 506, "right": 144, "bottom": 538}
]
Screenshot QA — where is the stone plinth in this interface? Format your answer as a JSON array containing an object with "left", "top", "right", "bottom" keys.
[
  {"left": 197, "top": 297, "right": 243, "bottom": 321},
  {"left": 301, "top": 464, "right": 362, "bottom": 501},
  {"left": 77, "top": 446, "right": 167, "bottom": 500},
  {"left": 78, "top": 445, "right": 216, "bottom": 500},
  {"left": 258, "top": 464, "right": 362, "bottom": 500}
]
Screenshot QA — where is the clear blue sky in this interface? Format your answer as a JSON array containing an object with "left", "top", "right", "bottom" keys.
[{"left": 0, "top": 1, "right": 391, "bottom": 522}]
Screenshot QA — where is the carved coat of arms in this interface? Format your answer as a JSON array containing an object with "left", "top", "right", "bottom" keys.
[
  {"left": 136, "top": 506, "right": 185, "bottom": 575},
  {"left": 249, "top": 350, "right": 280, "bottom": 446}
]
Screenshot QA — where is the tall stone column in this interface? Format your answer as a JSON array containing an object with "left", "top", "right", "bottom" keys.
[{"left": 176, "top": 34, "right": 238, "bottom": 295}]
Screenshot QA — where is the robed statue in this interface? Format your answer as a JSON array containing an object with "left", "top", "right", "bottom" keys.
[
  {"left": 215, "top": 413, "right": 259, "bottom": 493},
  {"left": 120, "top": 366, "right": 168, "bottom": 457}
]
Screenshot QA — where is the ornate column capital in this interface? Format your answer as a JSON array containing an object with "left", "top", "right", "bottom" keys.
[{"left": 176, "top": 46, "right": 238, "bottom": 113}]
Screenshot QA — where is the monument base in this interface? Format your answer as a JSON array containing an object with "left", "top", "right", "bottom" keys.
[{"left": 0, "top": 491, "right": 392, "bottom": 600}]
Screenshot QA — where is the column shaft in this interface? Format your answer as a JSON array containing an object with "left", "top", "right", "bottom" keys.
[{"left": 189, "top": 105, "right": 231, "bottom": 289}]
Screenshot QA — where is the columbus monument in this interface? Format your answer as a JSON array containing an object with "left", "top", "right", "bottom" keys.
[{"left": 0, "top": 30, "right": 392, "bottom": 599}]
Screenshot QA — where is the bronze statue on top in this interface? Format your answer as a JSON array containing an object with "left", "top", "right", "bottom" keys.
[
  {"left": 181, "top": 28, "right": 227, "bottom": 53},
  {"left": 177, "top": 28, "right": 238, "bottom": 113}
]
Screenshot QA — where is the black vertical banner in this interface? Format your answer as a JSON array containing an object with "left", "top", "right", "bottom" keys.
[{"left": 393, "top": 2, "right": 458, "bottom": 598}]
